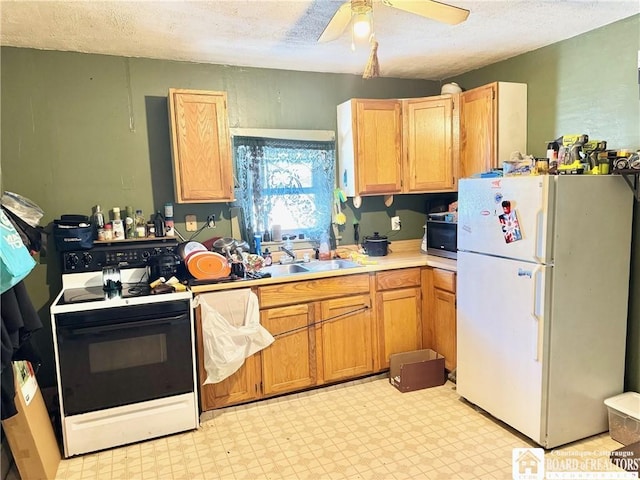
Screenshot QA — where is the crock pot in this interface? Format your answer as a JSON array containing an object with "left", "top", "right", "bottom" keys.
[{"left": 362, "top": 232, "right": 389, "bottom": 257}]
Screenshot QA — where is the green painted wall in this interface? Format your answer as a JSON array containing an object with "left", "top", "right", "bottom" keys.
[
  {"left": 3, "top": 15, "right": 639, "bottom": 391},
  {"left": 448, "top": 15, "right": 640, "bottom": 392},
  {"left": 0, "top": 47, "right": 440, "bottom": 387}
]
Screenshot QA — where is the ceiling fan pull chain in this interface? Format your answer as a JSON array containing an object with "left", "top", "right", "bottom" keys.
[{"left": 362, "top": 38, "right": 380, "bottom": 79}]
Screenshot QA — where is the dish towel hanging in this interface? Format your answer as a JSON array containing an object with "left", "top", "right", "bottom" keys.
[{"left": 194, "top": 289, "right": 274, "bottom": 384}]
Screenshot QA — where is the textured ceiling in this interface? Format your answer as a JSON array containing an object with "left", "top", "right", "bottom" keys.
[{"left": 1, "top": 1, "right": 638, "bottom": 80}]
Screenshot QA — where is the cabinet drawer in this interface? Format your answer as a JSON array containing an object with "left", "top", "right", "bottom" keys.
[
  {"left": 433, "top": 269, "right": 456, "bottom": 293},
  {"left": 376, "top": 268, "right": 421, "bottom": 290},
  {"left": 258, "top": 274, "right": 370, "bottom": 308}
]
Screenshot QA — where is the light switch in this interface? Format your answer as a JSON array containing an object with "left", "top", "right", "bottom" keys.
[{"left": 185, "top": 214, "right": 197, "bottom": 232}]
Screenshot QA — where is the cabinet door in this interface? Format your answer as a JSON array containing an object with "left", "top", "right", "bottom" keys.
[
  {"left": 377, "top": 287, "right": 422, "bottom": 369},
  {"left": 459, "top": 83, "right": 496, "bottom": 179},
  {"left": 433, "top": 289, "right": 457, "bottom": 371},
  {"left": 403, "top": 96, "right": 456, "bottom": 192},
  {"left": 200, "top": 355, "right": 261, "bottom": 410},
  {"left": 261, "top": 304, "right": 316, "bottom": 396},
  {"left": 355, "top": 100, "right": 402, "bottom": 195},
  {"left": 194, "top": 306, "right": 261, "bottom": 411},
  {"left": 319, "top": 295, "right": 373, "bottom": 382},
  {"left": 168, "top": 89, "right": 233, "bottom": 203}
]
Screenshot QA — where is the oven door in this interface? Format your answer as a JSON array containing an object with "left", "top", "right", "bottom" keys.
[{"left": 55, "top": 300, "right": 193, "bottom": 416}]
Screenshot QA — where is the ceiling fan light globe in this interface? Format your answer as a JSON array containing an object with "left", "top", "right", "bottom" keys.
[{"left": 352, "top": 13, "right": 371, "bottom": 38}]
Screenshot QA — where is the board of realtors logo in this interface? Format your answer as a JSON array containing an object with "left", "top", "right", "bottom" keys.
[{"left": 513, "top": 448, "right": 545, "bottom": 480}]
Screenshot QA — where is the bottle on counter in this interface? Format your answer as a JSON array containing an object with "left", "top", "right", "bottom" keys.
[
  {"left": 125, "top": 206, "right": 135, "bottom": 239},
  {"left": 164, "top": 203, "right": 175, "bottom": 237},
  {"left": 165, "top": 217, "right": 175, "bottom": 236},
  {"left": 103, "top": 223, "right": 113, "bottom": 241},
  {"left": 92, "top": 205, "right": 105, "bottom": 240},
  {"left": 112, "top": 207, "right": 125, "bottom": 240},
  {"left": 135, "top": 210, "right": 146, "bottom": 238},
  {"left": 153, "top": 210, "right": 166, "bottom": 238},
  {"left": 319, "top": 232, "right": 331, "bottom": 260},
  {"left": 253, "top": 234, "right": 262, "bottom": 256},
  {"left": 263, "top": 248, "right": 272, "bottom": 266}
]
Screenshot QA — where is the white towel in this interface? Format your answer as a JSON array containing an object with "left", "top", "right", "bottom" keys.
[{"left": 194, "top": 289, "right": 274, "bottom": 384}]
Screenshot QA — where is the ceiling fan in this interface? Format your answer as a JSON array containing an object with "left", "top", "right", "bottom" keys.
[{"left": 318, "top": 0, "right": 470, "bottom": 43}]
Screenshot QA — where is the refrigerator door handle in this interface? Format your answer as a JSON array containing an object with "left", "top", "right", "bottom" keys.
[{"left": 532, "top": 266, "right": 544, "bottom": 362}]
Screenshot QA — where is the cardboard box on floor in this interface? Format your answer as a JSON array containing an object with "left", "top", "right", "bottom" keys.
[
  {"left": 2, "top": 361, "right": 61, "bottom": 480},
  {"left": 389, "top": 349, "right": 446, "bottom": 392}
]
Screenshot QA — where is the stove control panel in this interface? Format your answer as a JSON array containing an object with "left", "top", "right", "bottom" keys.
[{"left": 62, "top": 239, "right": 180, "bottom": 273}]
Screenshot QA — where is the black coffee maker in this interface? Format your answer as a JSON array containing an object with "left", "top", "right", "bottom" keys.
[{"left": 147, "top": 253, "right": 181, "bottom": 281}]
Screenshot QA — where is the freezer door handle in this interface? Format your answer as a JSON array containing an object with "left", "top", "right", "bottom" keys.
[
  {"left": 532, "top": 266, "right": 544, "bottom": 362},
  {"left": 534, "top": 209, "right": 544, "bottom": 263}
]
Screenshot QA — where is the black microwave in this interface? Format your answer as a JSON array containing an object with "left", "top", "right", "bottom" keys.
[{"left": 426, "top": 220, "right": 457, "bottom": 259}]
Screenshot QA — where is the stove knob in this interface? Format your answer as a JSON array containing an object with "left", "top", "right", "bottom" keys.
[
  {"left": 65, "top": 253, "right": 79, "bottom": 270},
  {"left": 82, "top": 252, "right": 93, "bottom": 267},
  {"left": 153, "top": 248, "right": 163, "bottom": 255},
  {"left": 141, "top": 250, "right": 151, "bottom": 259}
]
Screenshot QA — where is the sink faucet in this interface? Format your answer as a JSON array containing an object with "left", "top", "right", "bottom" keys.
[
  {"left": 279, "top": 245, "right": 296, "bottom": 263},
  {"left": 279, "top": 235, "right": 297, "bottom": 264}
]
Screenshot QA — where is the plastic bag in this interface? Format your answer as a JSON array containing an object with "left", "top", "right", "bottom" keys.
[
  {"left": 1, "top": 192, "right": 44, "bottom": 228},
  {"left": 0, "top": 209, "right": 36, "bottom": 294},
  {"left": 194, "top": 290, "right": 274, "bottom": 384}
]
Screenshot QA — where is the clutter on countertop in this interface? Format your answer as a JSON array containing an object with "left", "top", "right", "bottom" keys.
[{"left": 149, "top": 275, "right": 187, "bottom": 294}]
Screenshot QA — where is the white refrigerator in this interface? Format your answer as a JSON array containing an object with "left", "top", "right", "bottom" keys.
[{"left": 456, "top": 175, "right": 633, "bottom": 448}]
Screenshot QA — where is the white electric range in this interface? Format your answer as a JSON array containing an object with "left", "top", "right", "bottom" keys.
[{"left": 50, "top": 239, "right": 199, "bottom": 457}]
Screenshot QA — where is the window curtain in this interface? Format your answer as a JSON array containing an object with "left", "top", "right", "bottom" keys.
[{"left": 233, "top": 136, "right": 335, "bottom": 242}]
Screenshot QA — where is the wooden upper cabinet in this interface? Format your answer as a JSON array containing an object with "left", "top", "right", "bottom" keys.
[
  {"left": 168, "top": 89, "right": 234, "bottom": 203},
  {"left": 338, "top": 99, "right": 403, "bottom": 196},
  {"left": 459, "top": 82, "right": 527, "bottom": 179},
  {"left": 338, "top": 95, "right": 458, "bottom": 196},
  {"left": 403, "top": 95, "right": 457, "bottom": 193}
]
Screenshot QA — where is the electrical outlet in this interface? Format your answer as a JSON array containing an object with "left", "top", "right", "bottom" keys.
[
  {"left": 185, "top": 215, "right": 197, "bottom": 232},
  {"left": 391, "top": 216, "right": 401, "bottom": 231},
  {"left": 207, "top": 214, "right": 216, "bottom": 228}
]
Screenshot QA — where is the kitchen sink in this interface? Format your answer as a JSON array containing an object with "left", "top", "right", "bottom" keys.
[
  {"left": 262, "top": 263, "right": 310, "bottom": 276},
  {"left": 261, "top": 259, "right": 361, "bottom": 277},
  {"left": 304, "top": 259, "right": 361, "bottom": 272}
]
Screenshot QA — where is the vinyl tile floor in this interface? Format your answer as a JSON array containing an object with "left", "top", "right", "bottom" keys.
[{"left": 38, "top": 375, "right": 626, "bottom": 479}]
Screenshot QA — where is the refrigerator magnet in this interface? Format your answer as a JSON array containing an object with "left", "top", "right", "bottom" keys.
[{"left": 498, "top": 200, "right": 523, "bottom": 244}]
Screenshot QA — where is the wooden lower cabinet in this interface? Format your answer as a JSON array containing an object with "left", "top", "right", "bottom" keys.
[
  {"left": 195, "top": 267, "right": 457, "bottom": 411},
  {"left": 261, "top": 304, "right": 316, "bottom": 396},
  {"left": 194, "top": 306, "right": 262, "bottom": 411},
  {"left": 377, "top": 287, "right": 422, "bottom": 369},
  {"left": 433, "top": 288, "right": 456, "bottom": 371},
  {"left": 318, "top": 295, "right": 373, "bottom": 383},
  {"left": 376, "top": 268, "right": 422, "bottom": 369},
  {"left": 422, "top": 267, "right": 457, "bottom": 371}
]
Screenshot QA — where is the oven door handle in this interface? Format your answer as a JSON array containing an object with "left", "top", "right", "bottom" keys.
[{"left": 68, "top": 314, "right": 188, "bottom": 336}]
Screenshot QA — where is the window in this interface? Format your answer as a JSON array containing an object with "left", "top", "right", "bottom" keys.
[{"left": 233, "top": 134, "right": 335, "bottom": 243}]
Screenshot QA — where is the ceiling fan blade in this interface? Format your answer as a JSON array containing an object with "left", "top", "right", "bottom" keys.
[
  {"left": 318, "top": 2, "right": 353, "bottom": 43},
  {"left": 384, "top": 0, "right": 470, "bottom": 25}
]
